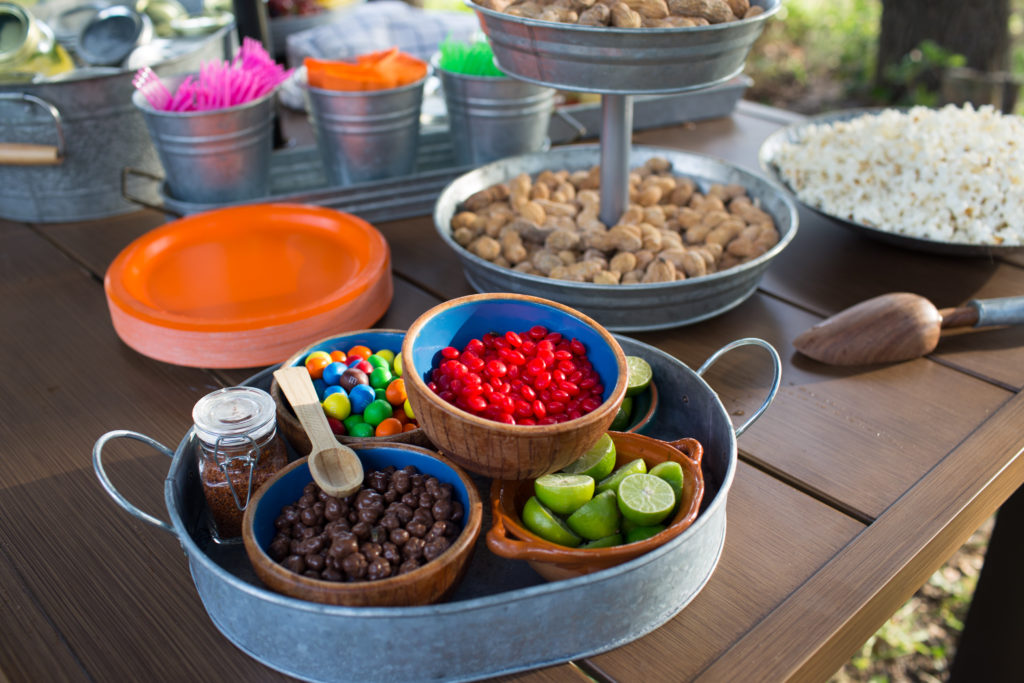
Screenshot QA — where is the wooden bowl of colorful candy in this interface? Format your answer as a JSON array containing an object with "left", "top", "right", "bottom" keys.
[
  {"left": 270, "top": 329, "right": 431, "bottom": 453},
  {"left": 401, "top": 293, "right": 628, "bottom": 480}
]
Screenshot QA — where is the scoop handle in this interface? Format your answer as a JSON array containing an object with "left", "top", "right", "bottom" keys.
[
  {"left": 273, "top": 366, "right": 336, "bottom": 454},
  {"left": 941, "top": 296, "right": 1024, "bottom": 329},
  {"left": 971, "top": 295, "right": 1024, "bottom": 327},
  {"left": 0, "top": 143, "right": 61, "bottom": 165}
]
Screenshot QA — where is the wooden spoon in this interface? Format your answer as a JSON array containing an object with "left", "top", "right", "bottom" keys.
[
  {"left": 273, "top": 366, "right": 363, "bottom": 498},
  {"left": 793, "top": 292, "right": 1024, "bottom": 365}
]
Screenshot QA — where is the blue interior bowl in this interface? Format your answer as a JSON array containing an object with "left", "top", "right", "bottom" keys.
[
  {"left": 407, "top": 297, "right": 621, "bottom": 403},
  {"left": 251, "top": 445, "right": 472, "bottom": 551}
]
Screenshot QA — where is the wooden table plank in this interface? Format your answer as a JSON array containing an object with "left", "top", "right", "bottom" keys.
[
  {"left": 0, "top": 223, "right": 215, "bottom": 486},
  {"left": 697, "top": 390, "right": 1024, "bottom": 682},
  {"left": 584, "top": 462, "right": 864, "bottom": 680},
  {"left": 0, "top": 546, "right": 87, "bottom": 682}
]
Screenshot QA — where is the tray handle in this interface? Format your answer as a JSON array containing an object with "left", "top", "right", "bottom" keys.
[
  {"left": 696, "top": 337, "right": 781, "bottom": 438},
  {"left": 0, "top": 93, "right": 65, "bottom": 165},
  {"left": 92, "top": 430, "right": 177, "bottom": 536}
]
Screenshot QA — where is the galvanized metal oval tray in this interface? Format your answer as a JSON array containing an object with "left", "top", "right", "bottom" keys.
[
  {"left": 469, "top": 0, "right": 780, "bottom": 95},
  {"left": 433, "top": 144, "right": 799, "bottom": 332},
  {"left": 93, "top": 336, "right": 782, "bottom": 682},
  {"left": 759, "top": 107, "right": 1024, "bottom": 257}
]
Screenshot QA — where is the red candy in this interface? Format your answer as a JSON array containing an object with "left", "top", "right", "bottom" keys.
[{"left": 429, "top": 325, "right": 604, "bottom": 425}]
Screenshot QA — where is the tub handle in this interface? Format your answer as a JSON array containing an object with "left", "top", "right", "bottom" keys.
[
  {"left": 93, "top": 430, "right": 177, "bottom": 537},
  {"left": 0, "top": 93, "right": 65, "bottom": 165},
  {"left": 696, "top": 337, "right": 781, "bottom": 438}
]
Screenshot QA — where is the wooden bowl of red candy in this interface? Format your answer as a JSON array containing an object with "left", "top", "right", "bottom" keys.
[{"left": 401, "top": 293, "right": 628, "bottom": 480}]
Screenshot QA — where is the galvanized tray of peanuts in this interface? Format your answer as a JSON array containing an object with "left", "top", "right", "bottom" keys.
[{"left": 433, "top": 144, "right": 799, "bottom": 331}]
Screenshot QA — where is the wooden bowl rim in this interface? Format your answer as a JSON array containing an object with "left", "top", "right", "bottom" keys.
[
  {"left": 487, "top": 431, "right": 705, "bottom": 565},
  {"left": 401, "top": 292, "right": 628, "bottom": 437},
  {"left": 242, "top": 443, "right": 483, "bottom": 603}
]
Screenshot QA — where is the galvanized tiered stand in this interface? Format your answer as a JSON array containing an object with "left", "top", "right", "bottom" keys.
[
  {"left": 472, "top": 0, "right": 781, "bottom": 227},
  {"left": 432, "top": 1, "right": 791, "bottom": 331}
]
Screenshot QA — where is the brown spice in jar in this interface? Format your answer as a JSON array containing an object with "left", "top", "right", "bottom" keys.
[{"left": 199, "top": 433, "right": 288, "bottom": 540}]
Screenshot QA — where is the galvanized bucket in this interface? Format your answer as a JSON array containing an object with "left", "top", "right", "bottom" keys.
[
  {"left": 93, "top": 336, "right": 780, "bottom": 682},
  {"left": 305, "top": 76, "right": 425, "bottom": 185},
  {"left": 133, "top": 75, "right": 275, "bottom": 204},
  {"left": 0, "top": 23, "right": 234, "bottom": 222},
  {"left": 435, "top": 63, "right": 554, "bottom": 166}
]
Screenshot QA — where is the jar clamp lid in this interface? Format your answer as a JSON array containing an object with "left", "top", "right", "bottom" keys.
[
  {"left": 193, "top": 386, "right": 279, "bottom": 519},
  {"left": 193, "top": 386, "right": 277, "bottom": 449}
]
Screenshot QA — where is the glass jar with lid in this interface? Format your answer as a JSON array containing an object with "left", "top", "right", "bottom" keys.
[
  {"left": 192, "top": 386, "right": 288, "bottom": 543},
  {"left": 0, "top": 3, "right": 74, "bottom": 82}
]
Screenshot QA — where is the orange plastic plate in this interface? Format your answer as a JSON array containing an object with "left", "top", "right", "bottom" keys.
[{"left": 105, "top": 204, "right": 392, "bottom": 368}]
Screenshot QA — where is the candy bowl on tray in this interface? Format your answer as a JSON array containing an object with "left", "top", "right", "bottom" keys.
[
  {"left": 242, "top": 442, "right": 483, "bottom": 607},
  {"left": 401, "top": 292, "right": 628, "bottom": 480},
  {"left": 487, "top": 431, "right": 705, "bottom": 581},
  {"left": 270, "top": 329, "right": 430, "bottom": 451}
]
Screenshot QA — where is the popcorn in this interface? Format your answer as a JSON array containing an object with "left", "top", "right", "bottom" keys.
[{"left": 770, "top": 104, "right": 1024, "bottom": 246}]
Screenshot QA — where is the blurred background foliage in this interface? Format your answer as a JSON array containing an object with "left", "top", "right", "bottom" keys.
[{"left": 744, "top": 0, "right": 1024, "bottom": 115}]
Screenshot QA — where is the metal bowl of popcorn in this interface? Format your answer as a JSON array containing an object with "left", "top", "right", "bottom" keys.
[{"left": 432, "top": 144, "right": 799, "bottom": 332}]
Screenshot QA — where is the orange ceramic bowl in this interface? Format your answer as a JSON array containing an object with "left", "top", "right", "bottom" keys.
[
  {"left": 486, "top": 431, "right": 704, "bottom": 582},
  {"left": 104, "top": 203, "right": 392, "bottom": 368},
  {"left": 243, "top": 443, "right": 482, "bottom": 607}
]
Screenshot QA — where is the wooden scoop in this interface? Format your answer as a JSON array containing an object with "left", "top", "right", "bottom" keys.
[
  {"left": 273, "top": 366, "right": 363, "bottom": 498},
  {"left": 793, "top": 292, "right": 1024, "bottom": 365}
]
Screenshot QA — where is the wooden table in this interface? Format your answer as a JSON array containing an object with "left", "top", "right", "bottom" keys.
[{"left": 2, "top": 101, "right": 1022, "bottom": 682}]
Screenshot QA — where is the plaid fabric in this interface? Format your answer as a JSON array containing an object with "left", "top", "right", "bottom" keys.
[{"left": 284, "top": 1, "right": 481, "bottom": 67}]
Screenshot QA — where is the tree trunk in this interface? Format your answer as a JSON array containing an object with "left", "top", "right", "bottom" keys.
[{"left": 876, "top": 0, "right": 1010, "bottom": 83}]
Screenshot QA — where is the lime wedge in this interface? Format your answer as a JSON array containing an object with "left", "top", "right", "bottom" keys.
[
  {"left": 649, "top": 460, "right": 684, "bottom": 510},
  {"left": 534, "top": 473, "right": 595, "bottom": 516},
  {"left": 566, "top": 490, "right": 621, "bottom": 540},
  {"left": 522, "top": 496, "right": 582, "bottom": 547},
  {"left": 595, "top": 457, "right": 647, "bottom": 496},
  {"left": 625, "top": 356, "right": 653, "bottom": 397},
  {"left": 625, "top": 524, "right": 666, "bottom": 544},
  {"left": 609, "top": 397, "right": 633, "bottom": 431},
  {"left": 581, "top": 533, "right": 623, "bottom": 549},
  {"left": 617, "top": 473, "right": 675, "bottom": 526},
  {"left": 561, "top": 433, "right": 616, "bottom": 481}
]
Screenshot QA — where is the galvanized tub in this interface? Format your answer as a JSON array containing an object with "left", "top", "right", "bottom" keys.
[
  {"left": 93, "top": 336, "right": 780, "bottom": 682},
  {"left": 470, "top": 0, "right": 780, "bottom": 95},
  {"left": 433, "top": 144, "right": 799, "bottom": 332},
  {"left": 0, "top": 24, "right": 234, "bottom": 222}
]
